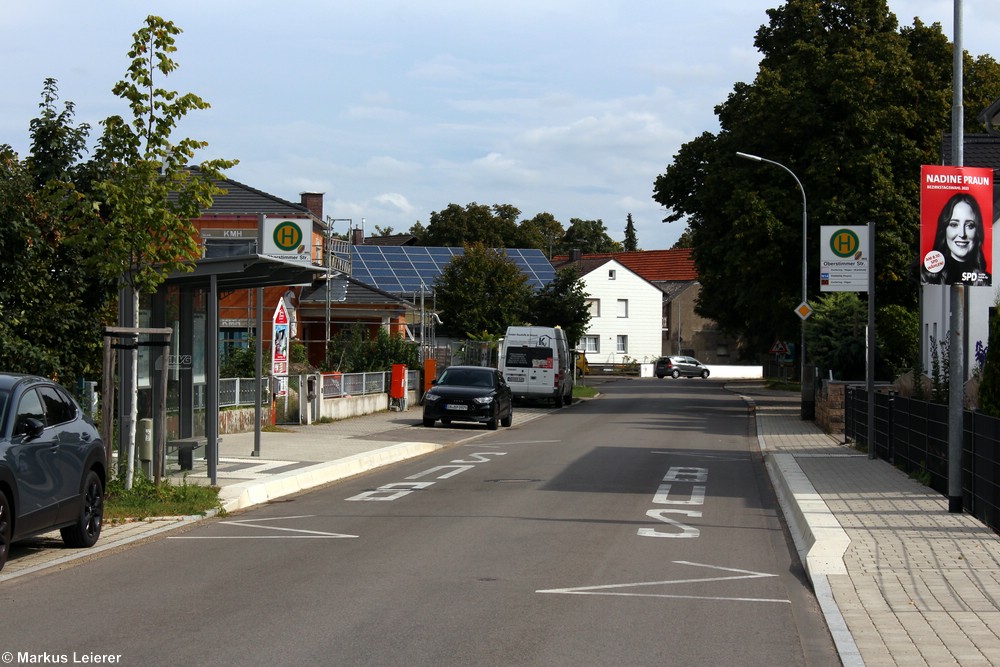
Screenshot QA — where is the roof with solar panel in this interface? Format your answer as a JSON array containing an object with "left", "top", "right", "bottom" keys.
[{"left": 350, "top": 244, "right": 555, "bottom": 294}]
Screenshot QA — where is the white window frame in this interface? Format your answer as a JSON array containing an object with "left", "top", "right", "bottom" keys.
[
  {"left": 582, "top": 335, "right": 600, "bottom": 353},
  {"left": 586, "top": 299, "right": 601, "bottom": 318},
  {"left": 617, "top": 299, "right": 629, "bottom": 318},
  {"left": 616, "top": 335, "right": 628, "bottom": 354},
  {"left": 608, "top": 269, "right": 616, "bottom": 280}
]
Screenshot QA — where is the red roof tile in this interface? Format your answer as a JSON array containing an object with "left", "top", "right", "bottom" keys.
[{"left": 552, "top": 249, "right": 697, "bottom": 281}]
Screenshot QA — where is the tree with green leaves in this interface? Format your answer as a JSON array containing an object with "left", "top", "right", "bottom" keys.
[
  {"left": 652, "top": 0, "right": 1000, "bottom": 358},
  {"left": 423, "top": 202, "right": 522, "bottom": 248},
  {"left": 517, "top": 212, "right": 565, "bottom": 257},
  {"left": 433, "top": 243, "right": 534, "bottom": 338},
  {"left": 805, "top": 292, "right": 867, "bottom": 381},
  {"left": 525, "top": 265, "right": 591, "bottom": 347},
  {"left": 623, "top": 213, "right": 638, "bottom": 252},
  {"left": 93, "top": 15, "right": 236, "bottom": 488},
  {"left": 0, "top": 81, "right": 114, "bottom": 385},
  {"left": 562, "top": 218, "right": 622, "bottom": 253}
]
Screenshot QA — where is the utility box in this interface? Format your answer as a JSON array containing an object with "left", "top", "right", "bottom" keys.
[
  {"left": 423, "top": 358, "right": 437, "bottom": 397},
  {"left": 390, "top": 364, "right": 407, "bottom": 400},
  {"left": 137, "top": 418, "right": 153, "bottom": 476}
]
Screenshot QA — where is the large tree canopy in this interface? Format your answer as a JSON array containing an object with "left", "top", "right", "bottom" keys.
[
  {"left": 422, "top": 202, "right": 522, "bottom": 248},
  {"left": 0, "top": 81, "right": 113, "bottom": 384},
  {"left": 433, "top": 243, "right": 535, "bottom": 338},
  {"left": 562, "top": 218, "right": 622, "bottom": 253},
  {"left": 652, "top": 0, "right": 1000, "bottom": 356}
]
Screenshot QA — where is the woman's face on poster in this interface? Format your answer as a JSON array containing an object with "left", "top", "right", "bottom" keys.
[{"left": 945, "top": 200, "right": 978, "bottom": 261}]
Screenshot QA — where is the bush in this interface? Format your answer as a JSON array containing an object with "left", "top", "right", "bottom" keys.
[{"left": 323, "top": 326, "right": 418, "bottom": 373}]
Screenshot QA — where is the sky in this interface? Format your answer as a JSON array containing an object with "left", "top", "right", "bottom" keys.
[{"left": 3, "top": 1, "right": 999, "bottom": 251}]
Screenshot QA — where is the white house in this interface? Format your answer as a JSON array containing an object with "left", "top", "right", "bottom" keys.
[{"left": 572, "top": 258, "right": 663, "bottom": 366}]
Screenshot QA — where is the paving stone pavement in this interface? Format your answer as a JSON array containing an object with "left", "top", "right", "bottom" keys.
[{"left": 738, "top": 385, "right": 1000, "bottom": 667}]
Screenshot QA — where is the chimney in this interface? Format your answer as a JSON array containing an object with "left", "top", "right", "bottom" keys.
[
  {"left": 570, "top": 248, "right": 581, "bottom": 263},
  {"left": 300, "top": 192, "right": 324, "bottom": 220},
  {"left": 351, "top": 227, "right": 365, "bottom": 245}
]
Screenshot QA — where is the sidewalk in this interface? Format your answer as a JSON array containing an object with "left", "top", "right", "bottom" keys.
[
  {"left": 738, "top": 385, "right": 1000, "bottom": 667},
  {"left": 4, "top": 386, "right": 1000, "bottom": 666}
]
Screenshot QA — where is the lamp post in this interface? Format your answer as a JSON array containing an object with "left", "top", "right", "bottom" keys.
[{"left": 736, "top": 151, "right": 813, "bottom": 419}]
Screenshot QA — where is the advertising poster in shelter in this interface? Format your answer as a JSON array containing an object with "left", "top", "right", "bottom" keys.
[
  {"left": 272, "top": 299, "right": 289, "bottom": 397},
  {"left": 920, "top": 165, "right": 993, "bottom": 286}
]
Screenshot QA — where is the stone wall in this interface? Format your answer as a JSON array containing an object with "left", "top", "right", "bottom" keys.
[
  {"left": 816, "top": 380, "right": 847, "bottom": 435},
  {"left": 219, "top": 407, "right": 272, "bottom": 435}
]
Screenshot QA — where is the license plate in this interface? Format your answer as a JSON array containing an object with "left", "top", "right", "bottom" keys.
[
  {"left": 506, "top": 376, "right": 525, "bottom": 382},
  {"left": 446, "top": 404, "right": 468, "bottom": 411}
]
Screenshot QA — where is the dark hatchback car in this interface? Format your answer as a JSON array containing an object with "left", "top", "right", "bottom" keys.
[
  {"left": 422, "top": 366, "right": 514, "bottom": 430},
  {"left": 655, "top": 355, "right": 711, "bottom": 379},
  {"left": 0, "top": 374, "right": 107, "bottom": 572}
]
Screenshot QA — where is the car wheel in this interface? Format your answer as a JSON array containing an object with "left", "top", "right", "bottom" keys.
[
  {"left": 701, "top": 370, "right": 710, "bottom": 379},
  {"left": 656, "top": 374, "right": 665, "bottom": 379},
  {"left": 0, "top": 490, "right": 11, "bottom": 572},
  {"left": 671, "top": 369, "right": 680, "bottom": 379},
  {"left": 501, "top": 409, "right": 513, "bottom": 428},
  {"left": 441, "top": 418, "right": 452, "bottom": 425},
  {"left": 61, "top": 470, "right": 104, "bottom": 549},
  {"left": 423, "top": 417, "right": 435, "bottom": 427}
]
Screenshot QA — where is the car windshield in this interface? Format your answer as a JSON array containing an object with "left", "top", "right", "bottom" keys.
[{"left": 439, "top": 369, "right": 495, "bottom": 388}]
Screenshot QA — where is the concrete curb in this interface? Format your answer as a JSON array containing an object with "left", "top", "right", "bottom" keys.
[
  {"left": 218, "top": 441, "right": 448, "bottom": 512},
  {"left": 743, "top": 391, "right": 862, "bottom": 667}
]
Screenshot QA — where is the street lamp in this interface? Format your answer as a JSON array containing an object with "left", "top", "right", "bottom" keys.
[{"left": 736, "top": 151, "right": 813, "bottom": 419}]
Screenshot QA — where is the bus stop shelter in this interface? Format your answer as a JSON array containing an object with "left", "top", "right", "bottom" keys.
[{"left": 117, "top": 254, "right": 322, "bottom": 485}]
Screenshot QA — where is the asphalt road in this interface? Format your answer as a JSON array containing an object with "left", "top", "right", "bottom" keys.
[{"left": 0, "top": 378, "right": 838, "bottom": 666}]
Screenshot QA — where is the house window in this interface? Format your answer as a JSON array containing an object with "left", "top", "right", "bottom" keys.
[
  {"left": 586, "top": 299, "right": 601, "bottom": 317},
  {"left": 582, "top": 335, "right": 600, "bottom": 353},
  {"left": 608, "top": 269, "right": 616, "bottom": 280},
  {"left": 617, "top": 299, "right": 628, "bottom": 318},
  {"left": 616, "top": 335, "right": 628, "bottom": 354},
  {"left": 204, "top": 238, "right": 257, "bottom": 258}
]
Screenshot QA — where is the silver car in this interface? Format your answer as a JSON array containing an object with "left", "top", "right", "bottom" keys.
[{"left": 655, "top": 356, "right": 710, "bottom": 379}]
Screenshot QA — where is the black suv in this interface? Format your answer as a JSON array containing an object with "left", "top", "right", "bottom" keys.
[
  {"left": 655, "top": 356, "right": 711, "bottom": 379},
  {"left": 0, "top": 374, "right": 107, "bottom": 571}
]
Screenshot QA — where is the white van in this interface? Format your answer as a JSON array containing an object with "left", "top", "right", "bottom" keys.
[{"left": 500, "top": 326, "right": 574, "bottom": 407}]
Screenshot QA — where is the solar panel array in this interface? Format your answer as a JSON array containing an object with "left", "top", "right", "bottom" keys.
[{"left": 351, "top": 245, "right": 556, "bottom": 294}]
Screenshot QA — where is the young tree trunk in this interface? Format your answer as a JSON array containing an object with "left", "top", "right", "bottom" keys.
[{"left": 125, "top": 288, "right": 139, "bottom": 490}]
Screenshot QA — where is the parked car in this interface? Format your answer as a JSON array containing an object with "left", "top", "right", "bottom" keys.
[
  {"left": 422, "top": 366, "right": 514, "bottom": 430},
  {"left": 655, "top": 356, "right": 711, "bottom": 379},
  {"left": 0, "top": 373, "right": 107, "bottom": 572}
]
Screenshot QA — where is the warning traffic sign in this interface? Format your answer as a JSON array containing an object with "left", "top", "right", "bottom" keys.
[{"left": 769, "top": 340, "right": 789, "bottom": 355}]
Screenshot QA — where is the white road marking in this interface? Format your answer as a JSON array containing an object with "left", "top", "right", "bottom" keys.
[
  {"left": 169, "top": 515, "right": 357, "bottom": 539},
  {"left": 537, "top": 561, "right": 790, "bottom": 604}
]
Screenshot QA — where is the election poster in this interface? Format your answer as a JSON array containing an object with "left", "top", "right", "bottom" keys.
[{"left": 920, "top": 165, "right": 993, "bottom": 286}]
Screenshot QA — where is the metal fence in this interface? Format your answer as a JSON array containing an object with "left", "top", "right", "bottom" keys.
[
  {"left": 219, "top": 377, "right": 271, "bottom": 408},
  {"left": 216, "top": 370, "right": 421, "bottom": 407},
  {"left": 845, "top": 387, "right": 1000, "bottom": 533}
]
